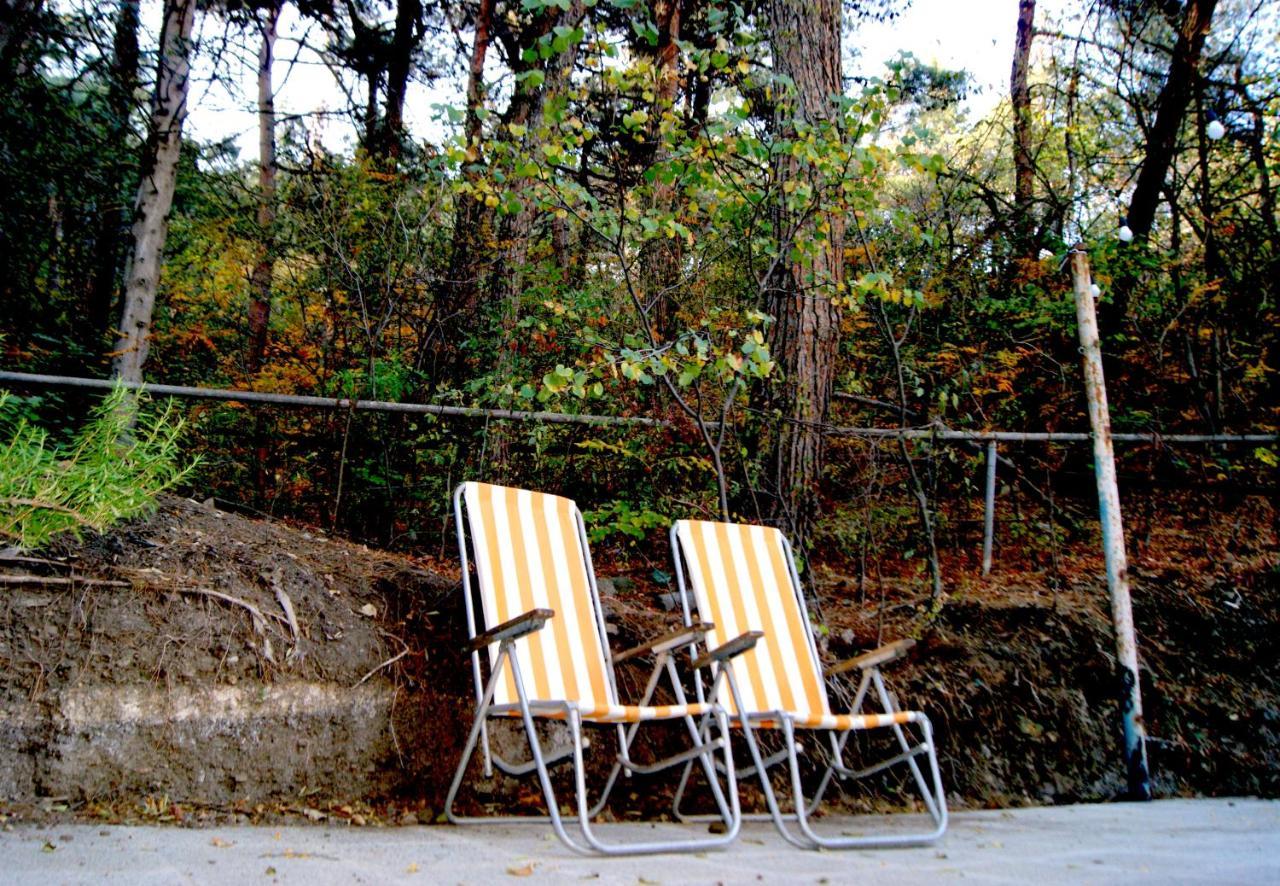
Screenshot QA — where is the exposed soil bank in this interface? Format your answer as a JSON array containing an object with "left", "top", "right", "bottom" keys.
[
  {"left": 0, "top": 492, "right": 1275, "bottom": 821},
  {"left": 0, "top": 496, "right": 468, "bottom": 813}
]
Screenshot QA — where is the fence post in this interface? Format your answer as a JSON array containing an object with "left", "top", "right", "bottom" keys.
[
  {"left": 982, "top": 440, "right": 997, "bottom": 575},
  {"left": 1070, "top": 245, "right": 1151, "bottom": 801}
]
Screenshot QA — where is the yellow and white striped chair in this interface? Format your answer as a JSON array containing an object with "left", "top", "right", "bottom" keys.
[
  {"left": 671, "top": 519, "right": 947, "bottom": 849},
  {"left": 445, "top": 482, "right": 741, "bottom": 855}
]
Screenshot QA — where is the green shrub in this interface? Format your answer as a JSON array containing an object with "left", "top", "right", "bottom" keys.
[{"left": 0, "top": 386, "right": 197, "bottom": 551}]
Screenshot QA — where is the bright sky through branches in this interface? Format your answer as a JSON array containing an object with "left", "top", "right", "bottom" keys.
[{"left": 184, "top": 0, "right": 1030, "bottom": 161}]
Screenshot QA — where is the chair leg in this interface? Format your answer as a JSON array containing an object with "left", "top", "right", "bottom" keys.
[
  {"left": 569, "top": 708, "right": 743, "bottom": 855},
  {"left": 872, "top": 670, "right": 945, "bottom": 824},
  {"left": 445, "top": 645, "right": 511, "bottom": 825},
  {"left": 717, "top": 671, "right": 816, "bottom": 849},
  {"left": 670, "top": 707, "right": 736, "bottom": 825},
  {"left": 790, "top": 715, "right": 948, "bottom": 849},
  {"left": 452, "top": 642, "right": 743, "bottom": 855}
]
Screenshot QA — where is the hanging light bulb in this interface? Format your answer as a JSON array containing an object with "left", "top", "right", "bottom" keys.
[
  {"left": 1090, "top": 283, "right": 1101, "bottom": 299},
  {"left": 1206, "top": 110, "right": 1226, "bottom": 141},
  {"left": 1118, "top": 216, "right": 1134, "bottom": 243}
]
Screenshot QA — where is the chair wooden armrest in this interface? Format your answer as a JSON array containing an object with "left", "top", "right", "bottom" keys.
[
  {"left": 614, "top": 622, "right": 715, "bottom": 664},
  {"left": 824, "top": 638, "right": 915, "bottom": 677},
  {"left": 691, "top": 631, "right": 764, "bottom": 670},
  {"left": 468, "top": 608, "right": 555, "bottom": 652}
]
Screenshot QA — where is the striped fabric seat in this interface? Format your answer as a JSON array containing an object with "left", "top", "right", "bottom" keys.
[
  {"left": 676, "top": 519, "right": 897, "bottom": 731},
  {"left": 465, "top": 482, "right": 706, "bottom": 724},
  {"left": 449, "top": 483, "right": 742, "bottom": 853},
  {"left": 672, "top": 517, "right": 948, "bottom": 849}
]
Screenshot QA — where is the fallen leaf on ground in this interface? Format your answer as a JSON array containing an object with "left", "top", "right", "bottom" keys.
[
  {"left": 507, "top": 862, "right": 537, "bottom": 876},
  {"left": 210, "top": 836, "right": 234, "bottom": 848},
  {"left": 406, "top": 863, "right": 420, "bottom": 873}
]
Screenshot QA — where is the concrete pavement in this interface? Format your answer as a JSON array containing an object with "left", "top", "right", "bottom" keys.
[{"left": 1, "top": 798, "right": 1276, "bottom": 884}]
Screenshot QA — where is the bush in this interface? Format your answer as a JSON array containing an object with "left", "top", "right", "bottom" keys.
[{"left": 0, "top": 386, "right": 197, "bottom": 551}]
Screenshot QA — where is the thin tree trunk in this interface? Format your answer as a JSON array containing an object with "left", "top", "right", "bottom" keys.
[
  {"left": 436, "top": 0, "right": 496, "bottom": 381},
  {"left": 1240, "top": 72, "right": 1277, "bottom": 243},
  {"left": 1194, "top": 88, "right": 1222, "bottom": 286},
  {"left": 762, "top": 0, "right": 845, "bottom": 550},
  {"left": 111, "top": 0, "right": 195, "bottom": 383},
  {"left": 1010, "top": 0, "right": 1036, "bottom": 257},
  {"left": 483, "top": 0, "right": 585, "bottom": 475},
  {"left": 247, "top": 0, "right": 279, "bottom": 375},
  {"left": 638, "top": 0, "right": 683, "bottom": 341},
  {"left": 90, "top": 0, "right": 140, "bottom": 352}
]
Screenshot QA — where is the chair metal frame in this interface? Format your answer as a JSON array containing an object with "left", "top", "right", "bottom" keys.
[
  {"left": 669, "top": 521, "right": 948, "bottom": 850},
  {"left": 445, "top": 484, "right": 742, "bottom": 855}
]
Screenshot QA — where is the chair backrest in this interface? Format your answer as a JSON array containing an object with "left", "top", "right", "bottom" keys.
[
  {"left": 674, "top": 519, "right": 830, "bottom": 719},
  {"left": 459, "top": 482, "right": 616, "bottom": 710}
]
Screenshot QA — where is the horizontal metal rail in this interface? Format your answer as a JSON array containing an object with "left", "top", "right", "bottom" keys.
[
  {"left": 0, "top": 371, "right": 664, "bottom": 428},
  {"left": 1, "top": 370, "right": 1276, "bottom": 444}
]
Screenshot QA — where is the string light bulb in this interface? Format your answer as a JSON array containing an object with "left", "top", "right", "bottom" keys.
[
  {"left": 1118, "top": 217, "right": 1134, "bottom": 243},
  {"left": 1206, "top": 111, "right": 1226, "bottom": 141},
  {"left": 1090, "top": 283, "right": 1101, "bottom": 299}
]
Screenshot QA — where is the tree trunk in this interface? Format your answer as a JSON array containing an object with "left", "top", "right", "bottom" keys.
[
  {"left": 762, "top": 0, "right": 845, "bottom": 549},
  {"left": 247, "top": 0, "right": 279, "bottom": 375},
  {"left": 483, "top": 0, "right": 585, "bottom": 476},
  {"left": 1125, "top": 0, "right": 1217, "bottom": 240},
  {"left": 1010, "top": 0, "right": 1036, "bottom": 257},
  {"left": 1194, "top": 90, "right": 1222, "bottom": 286},
  {"left": 376, "top": 0, "right": 423, "bottom": 160},
  {"left": 111, "top": 0, "right": 195, "bottom": 383},
  {"left": 0, "top": 0, "right": 45, "bottom": 87},
  {"left": 435, "top": 0, "right": 497, "bottom": 383},
  {"left": 89, "top": 0, "right": 141, "bottom": 352},
  {"left": 638, "top": 0, "right": 684, "bottom": 341},
  {"left": 1103, "top": 0, "right": 1216, "bottom": 335}
]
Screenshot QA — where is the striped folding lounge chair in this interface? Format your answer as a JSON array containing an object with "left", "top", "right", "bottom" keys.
[
  {"left": 670, "top": 519, "right": 947, "bottom": 849},
  {"left": 445, "top": 482, "right": 741, "bottom": 855}
]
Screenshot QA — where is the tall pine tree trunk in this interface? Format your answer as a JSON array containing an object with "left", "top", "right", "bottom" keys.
[
  {"left": 1010, "top": 0, "right": 1036, "bottom": 257},
  {"left": 247, "top": 0, "right": 279, "bottom": 375},
  {"left": 112, "top": 0, "right": 195, "bottom": 383},
  {"left": 762, "top": 0, "right": 845, "bottom": 549},
  {"left": 376, "top": 0, "right": 423, "bottom": 160},
  {"left": 435, "top": 0, "right": 496, "bottom": 384},
  {"left": 1125, "top": 0, "right": 1218, "bottom": 240},
  {"left": 1109, "top": 0, "right": 1218, "bottom": 333},
  {"left": 638, "top": 0, "right": 683, "bottom": 342}
]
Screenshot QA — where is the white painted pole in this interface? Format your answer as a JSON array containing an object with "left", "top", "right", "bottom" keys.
[
  {"left": 1070, "top": 246, "right": 1151, "bottom": 800},
  {"left": 982, "top": 440, "right": 997, "bottom": 575}
]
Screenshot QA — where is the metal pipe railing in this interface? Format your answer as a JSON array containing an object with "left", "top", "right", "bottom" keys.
[{"left": 2, "top": 371, "right": 1274, "bottom": 445}]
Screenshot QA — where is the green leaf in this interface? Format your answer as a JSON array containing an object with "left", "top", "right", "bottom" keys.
[{"left": 515, "top": 70, "right": 546, "bottom": 89}]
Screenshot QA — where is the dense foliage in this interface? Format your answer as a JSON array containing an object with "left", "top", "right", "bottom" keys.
[{"left": 0, "top": 0, "right": 1275, "bottom": 577}]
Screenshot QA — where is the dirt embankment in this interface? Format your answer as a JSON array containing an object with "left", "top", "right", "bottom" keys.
[
  {"left": 0, "top": 496, "right": 466, "bottom": 819},
  {"left": 0, "top": 492, "right": 1275, "bottom": 824}
]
